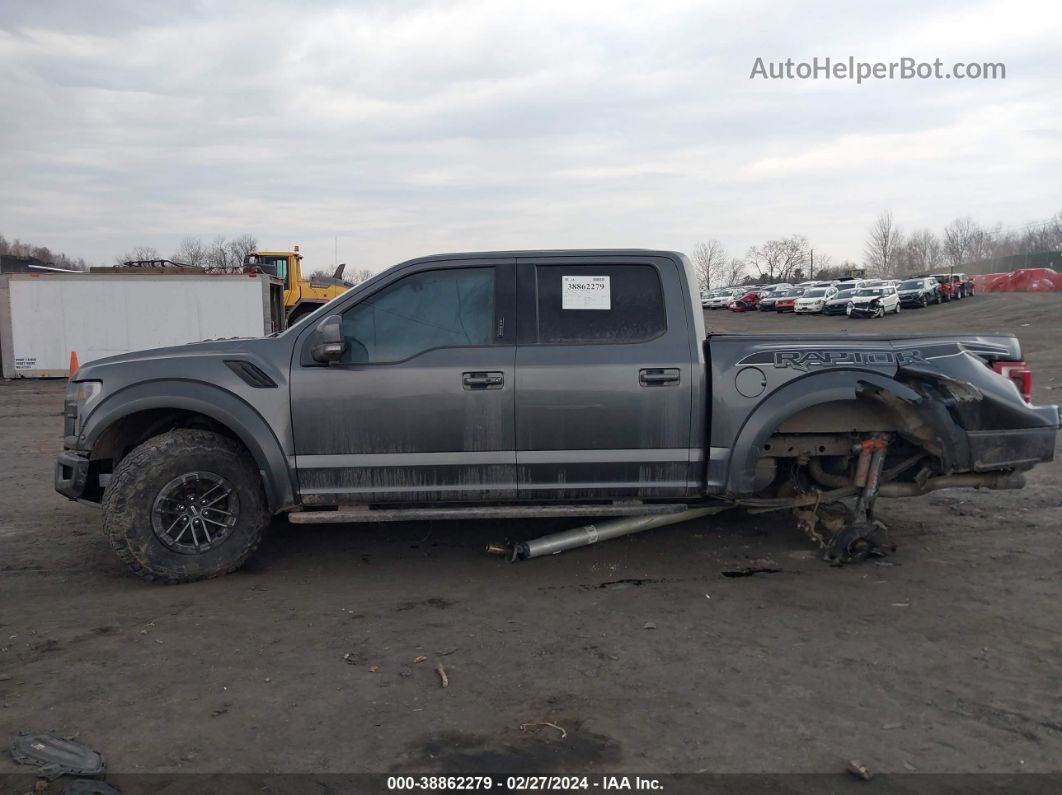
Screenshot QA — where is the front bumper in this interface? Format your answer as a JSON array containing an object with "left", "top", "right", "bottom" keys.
[
  {"left": 822, "top": 304, "right": 848, "bottom": 315},
  {"left": 899, "top": 294, "right": 927, "bottom": 306},
  {"left": 794, "top": 305, "right": 823, "bottom": 314},
  {"left": 55, "top": 450, "right": 90, "bottom": 500},
  {"left": 847, "top": 304, "right": 878, "bottom": 318}
]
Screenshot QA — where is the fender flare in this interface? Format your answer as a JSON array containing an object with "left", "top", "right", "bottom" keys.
[
  {"left": 724, "top": 370, "right": 923, "bottom": 496},
  {"left": 80, "top": 380, "right": 296, "bottom": 512}
]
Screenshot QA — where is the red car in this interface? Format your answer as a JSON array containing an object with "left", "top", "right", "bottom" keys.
[
  {"left": 730, "top": 290, "right": 762, "bottom": 312},
  {"left": 774, "top": 288, "right": 805, "bottom": 312},
  {"left": 930, "top": 271, "right": 972, "bottom": 299}
]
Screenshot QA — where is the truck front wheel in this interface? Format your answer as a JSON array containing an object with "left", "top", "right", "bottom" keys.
[{"left": 101, "top": 429, "right": 269, "bottom": 583}]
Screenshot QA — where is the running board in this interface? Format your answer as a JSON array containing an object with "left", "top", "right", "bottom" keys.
[{"left": 288, "top": 503, "right": 689, "bottom": 524}]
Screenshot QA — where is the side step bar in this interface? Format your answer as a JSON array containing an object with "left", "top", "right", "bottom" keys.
[{"left": 288, "top": 503, "right": 689, "bottom": 525}]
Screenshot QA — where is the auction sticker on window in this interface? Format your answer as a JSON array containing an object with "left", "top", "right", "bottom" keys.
[{"left": 561, "top": 276, "right": 610, "bottom": 310}]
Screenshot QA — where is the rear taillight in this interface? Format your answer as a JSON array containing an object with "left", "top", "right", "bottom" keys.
[{"left": 993, "top": 361, "right": 1032, "bottom": 403}]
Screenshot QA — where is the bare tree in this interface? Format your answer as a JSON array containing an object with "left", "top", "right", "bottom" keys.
[
  {"left": 744, "top": 242, "right": 783, "bottom": 282},
  {"left": 225, "top": 234, "right": 258, "bottom": 271},
  {"left": 968, "top": 223, "right": 995, "bottom": 263},
  {"left": 778, "top": 235, "right": 810, "bottom": 281},
  {"left": 172, "top": 237, "right": 209, "bottom": 267},
  {"left": 942, "top": 217, "right": 976, "bottom": 268},
  {"left": 810, "top": 252, "right": 834, "bottom": 280},
  {"left": 308, "top": 266, "right": 375, "bottom": 285},
  {"left": 900, "top": 228, "right": 941, "bottom": 275},
  {"left": 114, "top": 245, "right": 160, "bottom": 265},
  {"left": 864, "top": 211, "right": 904, "bottom": 277},
  {"left": 690, "top": 240, "right": 727, "bottom": 291},
  {"left": 719, "top": 257, "right": 746, "bottom": 287},
  {"left": 745, "top": 235, "right": 810, "bottom": 282}
]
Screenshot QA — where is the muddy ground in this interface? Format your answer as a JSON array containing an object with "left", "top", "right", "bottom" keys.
[{"left": 0, "top": 293, "right": 1060, "bottom": 785}]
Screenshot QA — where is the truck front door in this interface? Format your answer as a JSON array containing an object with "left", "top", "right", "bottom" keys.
[
  {"left": 514, "top": 255, "right": 695, "bottom": 499},
  {"left": 290, "top": 259, "right": 517, "bottom": 504}
]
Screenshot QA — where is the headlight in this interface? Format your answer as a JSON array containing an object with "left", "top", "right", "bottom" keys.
[{"left": 75, "top": 381, "right": 102, "bottom": 431}]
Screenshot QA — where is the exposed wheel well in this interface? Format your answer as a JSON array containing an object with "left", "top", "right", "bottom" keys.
[
  {"left": 755, "top": 395, "right": 941, "bottom": 496},
  {"left": 90, "top": 409, "right": 246, "bottom": 468}
]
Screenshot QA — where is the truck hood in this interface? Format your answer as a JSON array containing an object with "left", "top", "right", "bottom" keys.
[{"left": 73, "top": 337, "right": 276, "bottom": 380}]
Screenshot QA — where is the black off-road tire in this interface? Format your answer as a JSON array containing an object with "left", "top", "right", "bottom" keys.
[{"left": 101, "top": 429, "right": 269, "bottom": 584}]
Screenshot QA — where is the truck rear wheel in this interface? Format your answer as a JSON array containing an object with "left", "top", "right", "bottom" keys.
[{"left": 101, "top": 429, "right": 269, "bottom": 583}]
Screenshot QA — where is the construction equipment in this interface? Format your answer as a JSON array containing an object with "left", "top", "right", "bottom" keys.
[{"left": 243, "top": 245, "right": 353, "bottom": 326}]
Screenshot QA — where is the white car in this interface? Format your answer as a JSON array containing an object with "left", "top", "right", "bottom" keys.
[
  {"left": 704, "top": 289, "right": 743, "bottom": 309},
  {"left": 846, "top": 286, "right": 901, "bottom": 318},
  {"left": 793, "top": 286, "right": 838, "bottom": 314}
]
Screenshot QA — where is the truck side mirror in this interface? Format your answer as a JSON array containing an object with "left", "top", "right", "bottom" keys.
[{"left": 310, "top": 315, "right": 347, "bottom": 364}]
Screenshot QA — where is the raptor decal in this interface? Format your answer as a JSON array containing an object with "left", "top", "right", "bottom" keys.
[{"left": 771, "top": 349, "right": 927, "bottom": 372}]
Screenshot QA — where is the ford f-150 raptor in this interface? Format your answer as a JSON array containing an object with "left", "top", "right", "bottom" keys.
[{"left": 55, "top": 250, "right": 1060, "bottom": 582}]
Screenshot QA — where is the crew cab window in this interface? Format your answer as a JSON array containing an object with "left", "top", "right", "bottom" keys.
[
  {"left": 339, "top": 268, "right": 494, "bottom": 363},
  {"left": 534, "top": 264, "right": 666, "bottom": 344}
]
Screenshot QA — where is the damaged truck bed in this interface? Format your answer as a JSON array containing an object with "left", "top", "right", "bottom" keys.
[{"left": 56, "top": 250, "right": 1061, "bottom": 582}]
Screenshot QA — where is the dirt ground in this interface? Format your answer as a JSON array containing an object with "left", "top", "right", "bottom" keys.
[{"left": 1, "top": 294, "right": 1060, "bottom": 784}]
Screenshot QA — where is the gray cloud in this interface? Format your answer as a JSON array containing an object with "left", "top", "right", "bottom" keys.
[{"left": 1, "top": 0, "right": 1059, "bottom": 270}]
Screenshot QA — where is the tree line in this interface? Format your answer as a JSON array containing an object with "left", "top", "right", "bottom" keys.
[
  {"left": 863, "top": 209, "right": 1062, "bottom": 278},
  {"left": 0, "top": 234, "right": 90, "bottom": 271},
  {"left": 691, "top": 235, "right": 843, "bottom": 292},
  {"left": 116, "top": 234, "right": 260, "bottom": 272},
  {"left": 693, "top": 207, "right": 1062, "bottom": 291},
  {"left": 121, "top": 235, "right": 375, "bottom": 284}
]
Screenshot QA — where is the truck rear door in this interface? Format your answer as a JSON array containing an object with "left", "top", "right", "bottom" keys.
[{"left": 514, "top": 254, "right": 695, "bottom": 499}]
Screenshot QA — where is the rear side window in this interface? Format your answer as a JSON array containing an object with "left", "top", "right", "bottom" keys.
[
  {"left": 534, "top": 264, "right": 666, "bottom": 344},
  {"left": 339, "top": 267, "right": 494, "bottom": 363}
]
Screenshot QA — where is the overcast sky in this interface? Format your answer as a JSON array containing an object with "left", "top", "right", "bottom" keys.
[{"left": 1, "top": 0, "right": 1060, "bottom": 271}]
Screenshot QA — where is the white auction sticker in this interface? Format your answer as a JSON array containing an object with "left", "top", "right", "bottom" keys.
[{"left": 561, "top": 275, "right": 611, "bottom": 310}]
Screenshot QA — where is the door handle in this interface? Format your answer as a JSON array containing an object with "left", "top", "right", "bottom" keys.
[
  {"left": 639, "top": 368, "right": 680, "bottom": 386},
  {"left": 462, "top": 371, "right": 504, "bottom": 390}
]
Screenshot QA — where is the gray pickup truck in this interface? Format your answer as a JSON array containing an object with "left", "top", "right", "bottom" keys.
[{"left": 56, "top": 250, "right": 1059, "bottom": 582}]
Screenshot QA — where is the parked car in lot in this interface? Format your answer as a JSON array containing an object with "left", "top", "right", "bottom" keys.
[
  {"left": 822, "top": 288, "right": 857, "bottom": 315},
  {"left": 56, "top": 248, "right": 1061, "bottom": 582},
  {"left": 756, "top": 285, "right": 791, "bottom": 312},
  {"left": 774, "top": 287, "right": 807, "bottom": 313},
  {"left": 847, "top": 286, "right": 901, "bottom": 318},
  {"left": 793, "top": 286, "right": 838, "bottom": 314},
  {"left": 931, "top": 273, "right": 969, "bottom": 300},
  {"left": 704, "top": 288, "right": 744, "bottom": 309},
  {"left": 957, "top": 272, "right": 975, "bottom": 297},
  {"left": 897, "top": 277, "right": 940, "bottom": 308},
  {"left": 730, "top": 289, "right": 763, "bottom": 312}
]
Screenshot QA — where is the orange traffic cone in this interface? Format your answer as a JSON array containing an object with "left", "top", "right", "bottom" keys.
[{"left": 68, "top": 351, "right": 79, "bottom": 378}]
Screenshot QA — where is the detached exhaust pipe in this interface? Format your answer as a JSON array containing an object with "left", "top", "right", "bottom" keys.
[{"left": 502, "top": 506, "right": 730, "bottom": 562}]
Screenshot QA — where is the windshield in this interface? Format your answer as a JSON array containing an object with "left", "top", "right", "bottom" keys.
[
  {"left": 855, "top": 288, "right": 884, "bottom": 296},
  {"left": 245, "top": 254, "right": 290, "bottom": 285},
  {"left": 834, "top": 289, "right": 855, "bottom": 299},
  {"left": 804, "top": 289, "right": 827, "bottom": 297},
  {"left": 899, "top": 279, "right": 922, "bottom": 289},
  {"left": 785, "top": 289, "right": 805, "bottom": 297}
]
